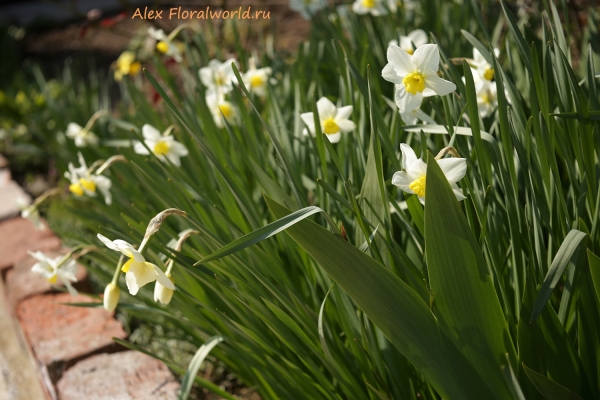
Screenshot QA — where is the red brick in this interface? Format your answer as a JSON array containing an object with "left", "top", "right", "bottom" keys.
[
  {"left": 16, "top": 293, "right": 127, "bottom": 382},
  {"left": 57, "top": 351, "right": 181, "bottom": 400},
  {"left": 0, "top": 217, "right": 61, "bottom": 271},
  {"left": 5, "top": 250, "right": 88, "bottom": 310}
]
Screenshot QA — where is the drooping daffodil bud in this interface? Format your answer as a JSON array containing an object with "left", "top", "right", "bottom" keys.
[{"left": 103, "top": 282, "right": 120, "bottom": 312}]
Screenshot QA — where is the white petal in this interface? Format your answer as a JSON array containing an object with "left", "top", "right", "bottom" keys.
[
  {"left": 126, "top": 262, "right": 157, "bottom": 295},
  {"left": 300, "top": 112, "right": 316, "bottom": 133},
  {"left": 66, "top": 123, "right": 82, "bottom": 137},
  {"left": 424, "top": 72, "right": 456, "bottom": 97},
  {"left": 412, "top": 44, "right": 440, "bottom": 73},
  {"left": 400, "top": 111, "right": 418, "bottom": 126},
  {"left": 152, "top": 264, "right": 175, "bottom": 290},
  {"left": 324, "top": 132, "right": 342, "bottom": 143},
  {"left": 387, "top": 45, "right": 414, "bottom": 76},
  {"left": 408, "top": 158, "right": 428, "bottom": 176},
  {"left": 473, "top": 48, "right": 485, "bottom": 63},
  {"left": 408, "top": 29, "right": 428, "bottom": 47},
  {"left": 400, "top": 143, "right": 418, "bottom": 170},
  {"left": 170, "top": 141, "right": 189, "bottom": 157},
  {"left": 437, "top": 158, "right": 467, "bottom": 182},
  {"left": 335, "top": 106, "right": 353, "bottom": 120},
  {"left": 336, "top": 119, "right": 356, "bottom": 132},
  {"left": 316, "top": 97, "right": 337, "bottom": 119},
  {"left": 413, "top": 108, "right": 437, "bottom": 124},
  {"left": 74, "top": 136, "right": 86, "bottom": 147},
  {"left": 133, "top": 141, "right": 150, "bottom": 155},
  {"left": 165, "top": 152, "right": 181, "bottom": 167},
  {"left": 352, "top": 2, "right": 369, "bottom": 14},
  {"left": 97, "top": 234, "right": 120, "bottom": 251},
  {"left": 395, "top": 85, "right": 423, "bottom": 113},
  {"left": 382, "top": 63, "right": 403, "bottom": 84},
  {"left": 142, "top": 124, "right": 162, "bottom": 140},
  {"left": 450, "top": 182, "right": 466, "bottom": 201},
  {"left": 391, "top": 171, "right": 415, "bottom": 193}
]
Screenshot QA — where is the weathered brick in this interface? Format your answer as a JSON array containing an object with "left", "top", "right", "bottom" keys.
[
  {"left": 5, "top": 250, "right": 88, "bottom": 310},
  {"left": 0, "top": 180, "right": 31, "bottom": 221},
  {"left": 56, "top": 351, "right": 181, "bottom": 400},
  {"left": 16, "top": 293, "right": 127, "bottom": 383},
  {"left": 0, "top": 217, "right": 61, "bottom": 271}
]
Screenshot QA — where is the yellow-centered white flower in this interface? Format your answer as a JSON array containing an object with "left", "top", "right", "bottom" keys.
[
  {"left": 199, "top": 58, "right": 239, "bottom": 96},
  {"left": 29, "top": 251, "right": 78, "bottom": 295},
  {"left": 66, "top": 122, "right": 99, "bottom": 147},
  {"left": 133, "top": 124, "right": 189, "bottom": 167},
  {"left": 300, "top": 97, "right": 356, "bottom": 143},
  {"left": 382, "top": 44, "right": 456, "bottom": 113},
  {"left": 388, "top": 29, "right": 428, "bottom": 55},
  {"left": 103, "top": 282, "right": 120, "bottom": 312},
  {"left": 471, "top": 48, "right": 499, "bottom": 83},
  {"left": 148, "top": 27, "right": 182, "bottom": 62},
  {"left": 65, "top": 153, "right": 112, "bottom": 205},
  {"left": 352, "top": 0, "right": 394, "bottom": 16},
  {"left": 206, "top": 92, "right": 239, "bottom": 128},
  {"left": 97, "top": 234, "right": 175, "bottom": 296},
  {"left": 391, "top": 143, "right": 466, "bottom": 205},
  {"left": 242, "top": 63, "right": 272, "bottom": 98}
]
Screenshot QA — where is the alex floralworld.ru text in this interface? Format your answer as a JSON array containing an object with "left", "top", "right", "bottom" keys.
[{"left": 132, "top": 6, "right": 271, "bottom": 20}]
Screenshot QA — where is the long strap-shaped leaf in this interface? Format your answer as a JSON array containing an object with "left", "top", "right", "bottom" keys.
[
  {"left": 530, "top": 229, "right": 587, "bottom": 322},
  {"left": 424, "top": 151, "right": 517, "bottom": 399},
  {"left": 196, "top": 206, "right": 340, "bottom": 265},
  {"left": 523, "top": 364, "right": 584, "bottom": 400},
  {"left": 179, "top": 336, "right": 225, "bottom": 400},
  {"left": 264, "top": 194, "right": 500, "bottom": 399}
]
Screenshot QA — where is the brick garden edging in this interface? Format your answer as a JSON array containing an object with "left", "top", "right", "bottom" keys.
[{"left": 0, "top": 158, "right": 181, "bottom": 399}]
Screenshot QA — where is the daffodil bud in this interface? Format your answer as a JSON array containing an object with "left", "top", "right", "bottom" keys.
[
  {"left": 103, "top": 283, "right": 120, "bottom": 311},
  {"left": 144, "top": 208, "right": 187, "bottom": 238},
  {"left": 154, "top": 274, "right": 175, "bottom": 305}
]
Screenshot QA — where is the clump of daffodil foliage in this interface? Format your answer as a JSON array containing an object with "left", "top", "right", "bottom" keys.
[{"left": 15, "top": 1, "right": 600, "bottom": 399}]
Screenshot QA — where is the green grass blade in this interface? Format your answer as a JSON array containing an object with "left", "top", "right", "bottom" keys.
[
  {"left": 530, "top": 230, "right": 587, "bottom": 322},
  {"left": 179, "top": 336, "right": 225, "bottom": 400}
]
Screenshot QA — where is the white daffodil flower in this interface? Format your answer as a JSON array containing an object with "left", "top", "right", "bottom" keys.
[
  {"left": 289, "top": 0, "right": 328, "bottom": 19},
  {"left": 388, "top": 29, "right": 428, "bottom": 55},
  {"left": 154, "top": 273, "right": 175, "bottom": 305},
  {"left": 66, "top": 122, "right": 99, "bottom": 147},
  {"left": 148, "top": 27, "right": 182, "bottom": 63},
  {"left": 198, "top": 58, "right": 239, "bottom": 96},
  {"left": 382, "top": 44, "right": 456, "bottom": 113},
  {"left": 352, "top": 0, "right": 393, "bottom": 16},
  {"left": 300, "top": 97, "right": 356, "bottom": 143},
  {"left": 243, "top": 62, "right": 272, "bottom": 98},
  {"left": 29, "top": 251, "right": 78, "bottom": 295},
  {"left": 103, "top": 283, "right": 120, "bottom": 312},
  {"left": 97, "top": 234, "right": 175, "bottom": 296},
  {"left": 391, "top": 143, "right": 467, "bottom": 204},
  {"left": 471, "top": 48, "right": 500, "bottom": 83},
  {"left": 206, "top": 92, "right": 239, "bottom": 128},
  {"left": 133, "top": 124, "right": 189, "bottom": 167},
  {"left": 65, "top": 153, "right": 112, "bottom": 205}
]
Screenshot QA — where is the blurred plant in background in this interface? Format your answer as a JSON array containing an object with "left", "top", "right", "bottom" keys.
[{"left": 2, "top": 0, "right": 600, "bottom": 399}]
